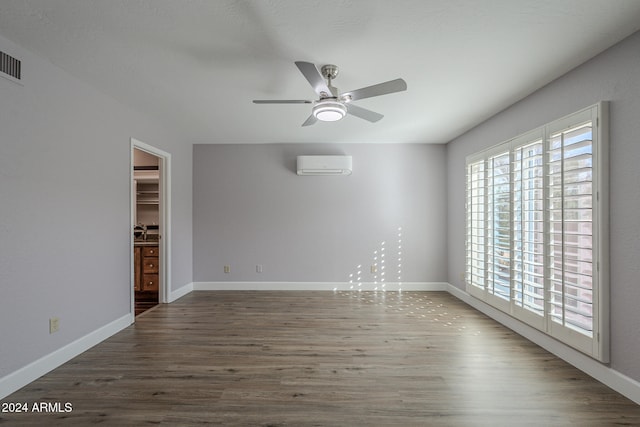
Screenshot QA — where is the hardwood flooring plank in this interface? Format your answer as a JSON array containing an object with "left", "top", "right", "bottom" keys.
[{"left": 1, "top": 291, "right": 639, "bottom": 426}]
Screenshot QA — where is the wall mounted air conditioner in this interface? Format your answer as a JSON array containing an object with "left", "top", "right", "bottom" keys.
[{"left": 296, "top": 155, "right": 352, "bottom": 176}]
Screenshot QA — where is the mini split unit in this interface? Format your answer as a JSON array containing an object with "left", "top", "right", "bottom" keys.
[{"left": 296, "top": 155, "right": 352, "bottom": 176}]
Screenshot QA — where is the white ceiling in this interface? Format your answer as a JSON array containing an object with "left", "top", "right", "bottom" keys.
[{"left": 1, "top": 0, "right": 640, "bottom": 144}]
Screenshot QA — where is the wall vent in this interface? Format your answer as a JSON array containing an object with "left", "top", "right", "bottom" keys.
[{"left": 0, "top": 50, "right": 22, "bottom": 81}]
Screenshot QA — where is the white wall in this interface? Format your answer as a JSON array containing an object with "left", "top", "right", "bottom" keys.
[
  {"left": 0, "top": 34, "right": 192, "bottom": 382},
  {"left": 193, "top": 143, "right": 447, "bottom": 285},
  {"left": 446, "top": 31, "right": 640, "bottom": 382}
]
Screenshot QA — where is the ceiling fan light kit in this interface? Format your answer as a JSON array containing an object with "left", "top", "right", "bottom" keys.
[
  {"left": 313, "top": 99, "right": 347, "bottom": 121},
  {"left": 253, "top": 61, "right": 407, "bottom": 127}
]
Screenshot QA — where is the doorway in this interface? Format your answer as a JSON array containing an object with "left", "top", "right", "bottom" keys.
[{"left": 131, "top": 139, "right": 171, "bottom": 316}]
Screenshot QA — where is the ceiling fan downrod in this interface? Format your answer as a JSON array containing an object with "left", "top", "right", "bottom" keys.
[{"left": 319, "top": 64, "right": 339, "bottom": 98}]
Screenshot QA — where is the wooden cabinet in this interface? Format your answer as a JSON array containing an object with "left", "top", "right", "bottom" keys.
[
  {"left": 141, "top": 246, "right": 159, "bottom": 291},
  {"left": 134, "top": 245, "right": 159, "bottom": 292}
]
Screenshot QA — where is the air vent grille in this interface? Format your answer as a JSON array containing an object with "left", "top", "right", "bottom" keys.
[{"left": 1, "top": 50, "right": 21, "bottom": 80}]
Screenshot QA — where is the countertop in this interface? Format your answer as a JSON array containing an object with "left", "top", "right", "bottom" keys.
[{"left": 134, "top": 239, "right": 159, "bottom": 246}]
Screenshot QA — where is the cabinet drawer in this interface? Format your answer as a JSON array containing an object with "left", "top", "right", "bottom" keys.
[
  {"left": 142, "top": 274, "right": 159, "bottom": 291},
  {"left": 142, "top": 258, "right": 159, "bottom": 273},
  {"left": 142, "top": 246, "right": 159, "bottom": 257}
]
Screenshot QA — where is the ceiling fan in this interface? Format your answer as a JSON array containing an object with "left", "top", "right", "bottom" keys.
[{"left": 253, "top": 61, "right": 407, "bottom": 126}]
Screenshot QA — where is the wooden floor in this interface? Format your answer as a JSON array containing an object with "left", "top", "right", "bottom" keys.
[
  {"left": 2, "top": 291, "right": 639, "bottom": 426},
  {"left": 135, "top": 290, "right": 159, "bottom": 316}
]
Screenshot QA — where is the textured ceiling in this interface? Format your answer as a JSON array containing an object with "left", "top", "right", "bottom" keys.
[{"left": 1, "top": 0, "right": 640, "bottom": 144}]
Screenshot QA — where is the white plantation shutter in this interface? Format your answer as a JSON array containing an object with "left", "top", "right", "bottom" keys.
[
  {"left": 487, "top": 151, "right": 511, "bottom": 304},
  {"left": 512, "top": 135, "right": 546, "bottom": 329},
  {"left": 465, "top": 103, "right": 608, "bottom": 361},
  {"left": 466, "top": 160, "right": 486, "bottom": 293},
  {"left": 548, "top": 122, "right": 594, "bottom": 336}
]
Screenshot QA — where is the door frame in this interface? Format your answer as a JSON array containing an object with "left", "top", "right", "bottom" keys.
[{"left": 130, "top": 138, "right": 172, "bottom": 315}]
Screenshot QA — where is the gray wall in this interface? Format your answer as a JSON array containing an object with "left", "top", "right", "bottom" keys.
[
  {"left": 446, "top": 31, "right": 640, "bottom": 381},
  {"left": 193, "top": 143, "right": 447, "bottom": 284},
  {"left": 0, "top": 34, "right": 192, "bottom": 379}
]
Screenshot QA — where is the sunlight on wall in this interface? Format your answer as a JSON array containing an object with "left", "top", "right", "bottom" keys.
[{"left": 340, "top": 226, "right": 404, "bottom": 293}]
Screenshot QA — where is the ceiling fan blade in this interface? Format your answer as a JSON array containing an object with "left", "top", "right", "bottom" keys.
[
  {"left": 342, "top": 78, "right": 407, "bottom": 102},
  {"left": 253, "top": 100, "right": 312, "bottom": 104},
  {"left": 346, "top": 103, "right": 384, "bottom": 122},
  {"left": 295, "top": 61, "right": 332, "bottom": 97},
  {"left": 302, "top": 115, "right": 318, "bottom": 127}
]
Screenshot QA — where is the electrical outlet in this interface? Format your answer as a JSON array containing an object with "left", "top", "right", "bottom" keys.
[
  {"left": 224, "top": 265, "right": 231, "bottom": 274},
  {"left": 256, "top": 264, "right": 263, "bottom": 273},
  {"left": 371, "top": 265, "right": 377, "bottom": 273},
  {"left": 49, "top": 317, "right": 60, "bottom": 334},
  {"left": 460, "top": 272, "right": 466, "bottom": 282}
]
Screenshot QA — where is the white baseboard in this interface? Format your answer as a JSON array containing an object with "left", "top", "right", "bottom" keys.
[
  {"left": 169, "top": 282, "right": 193, "bottom": 302},
  {"left": 0, "top": 313, "right": 133, "bottom": 400},
  {"left": 193, "top": 281, "right": 448, "bottom": 292},
  {"left": 446, "top": 283, "right": 640, "bottom": 405}
]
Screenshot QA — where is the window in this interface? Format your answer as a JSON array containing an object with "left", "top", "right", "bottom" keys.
[{"left": 465, "top": 103, "right": 608, "bottom": 361}]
